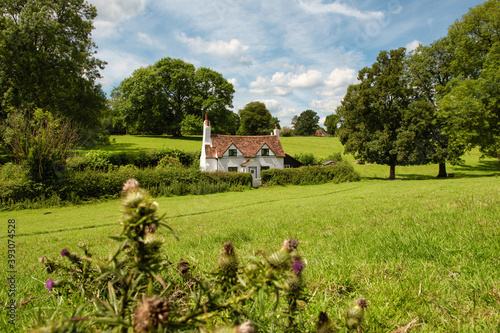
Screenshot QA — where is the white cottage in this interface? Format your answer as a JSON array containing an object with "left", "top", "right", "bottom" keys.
[{"left": 199, "top": 115, "right": 285, "bottom": 180}]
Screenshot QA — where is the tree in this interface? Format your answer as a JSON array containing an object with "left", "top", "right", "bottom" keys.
[
  {"left": 111, "top": 58, "right": 236, "bottom": 135},
  {"left": 338, "top": 48, "right": 411, "bottom": 179},
  {"left": 399, "top": 38, "right": 457, "bottom": 177},
  {"left": 237, "top": 101, "right": 274, "bottom": 135},
  {"left": 324, "top": 113, "right": 340, "bottom": 136},
  {"left": 292, "top": 110, "right": 319, "bottom": 136},
  {"left": 436, "top": 0, "right": 500, "bottom": 165},
  {"left": 0, "top": 0, "right": 107, "bottom": 130},
  {"left": 180, "top": 114, "right": 203, "bottom": 135}
]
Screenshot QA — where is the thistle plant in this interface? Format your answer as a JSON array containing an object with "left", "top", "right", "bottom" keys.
[
  {"left": 345, "top": 297, "right": 369, "bottom": 331},
  {"left": 34, "top": 178, "right": 369, "bottom": 332}
]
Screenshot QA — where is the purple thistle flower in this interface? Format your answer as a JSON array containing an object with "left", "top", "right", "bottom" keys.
[
  {"left": 61, "top": 249, "right": 70, "bottom": 257},
  {"left": 292, "top": 258, "right": 305, "bottom": 275},
  {"left": 46, "top": 278, "right": 54, "bottom": 291}
]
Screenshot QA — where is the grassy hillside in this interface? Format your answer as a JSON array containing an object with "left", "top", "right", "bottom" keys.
[{"left": 1, "top": 176, "right": 499, "bottom": 331}]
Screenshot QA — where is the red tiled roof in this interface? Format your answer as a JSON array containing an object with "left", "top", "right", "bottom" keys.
[{"left": 204, "top": 135, "right": 285, "bottom": 158}]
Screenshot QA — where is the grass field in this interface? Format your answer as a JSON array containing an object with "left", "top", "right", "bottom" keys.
[{"left": 1, "top": 135, "right": 499, "bottom": 331}]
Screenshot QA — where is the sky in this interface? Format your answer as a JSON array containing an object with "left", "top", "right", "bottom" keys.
[{"left": 87, "top": 0, "right": 483, "bottom": 127}]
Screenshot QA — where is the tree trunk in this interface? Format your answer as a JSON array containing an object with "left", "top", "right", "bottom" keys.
[
  {"left": 389, "top": 165, "right": 396, "bottom": 180},
  {"left": 436, "top": 162, "right": 447, "bottom": 178}
]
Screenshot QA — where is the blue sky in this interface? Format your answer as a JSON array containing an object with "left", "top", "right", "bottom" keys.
[{"left": 88, "top": 0, "right": 482, "bottom": 127}]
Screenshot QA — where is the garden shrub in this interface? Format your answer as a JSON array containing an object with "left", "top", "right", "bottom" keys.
[
  {"left": 294, "top": 152, "right": 318, "bottom": 166},
  {"left": 261, "top": 161, "right": 360, "bottom": 186}
]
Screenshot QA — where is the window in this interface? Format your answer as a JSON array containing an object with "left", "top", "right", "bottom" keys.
[
  {"left": 261, "top": 148, "right": 269, "bottom": 156},
  {"left": 261, "top": 166, "right": 270, "bottom": 171},
  {"left": 228, "top": 167, "right": 238, "bottom": 172},
  {"left": 229, "top": 149, "right": 237, "bottom": 156},
  {"left": 285, "top": 165, "right": 291, "bottom": 169}
]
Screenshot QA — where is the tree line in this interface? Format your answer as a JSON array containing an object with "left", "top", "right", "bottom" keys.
[{"left": 337, "top": 0, "right": 499, "bottom": 179}]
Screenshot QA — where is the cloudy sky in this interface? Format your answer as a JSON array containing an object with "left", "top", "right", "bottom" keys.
[{"left": 88, "top": 0, "right": 482, "bottom": 127}]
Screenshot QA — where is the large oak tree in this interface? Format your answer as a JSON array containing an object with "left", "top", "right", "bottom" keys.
[{"left": 0, "top": 0, "right": 106, "bottom": 129}]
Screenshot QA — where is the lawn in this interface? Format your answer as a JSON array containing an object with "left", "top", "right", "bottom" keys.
[{"left": 1, "top": 174, "right": 499, "bottom": 331}]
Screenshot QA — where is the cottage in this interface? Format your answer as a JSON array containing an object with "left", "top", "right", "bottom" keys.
[{"left": 200, "top": 115, "right": 286, "bottom": 180}]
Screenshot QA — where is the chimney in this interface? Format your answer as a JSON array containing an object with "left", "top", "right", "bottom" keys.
[
  {"left": 202, "top": 114, "right": 212, "bottom": 147},
  {"left": 273, "top": 124, "right": 280, "bottom": 138}
]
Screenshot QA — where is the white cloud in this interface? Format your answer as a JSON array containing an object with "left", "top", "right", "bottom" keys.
[
  {"left": 89, "top": 0, "right": 149, "bottom": 39},
  {"left": 299, "top": 0, "right": 385, "bottom": 21},
  {"left": 95, "top": 50, "right": 148, "bottom": 91},
  {"left": 176, "top": 33, "right": 252, "bottom": 66},
  {"left": 406, "top": 40, "right": 421, "bottom": 53},
  {"left": 136, "top": 32, "right": 164, "bottom": 48},
  {"left": 260, "top": 99, "right": 298, "bottom": 118},
  {"left": 310, "top": 98, "right": 342, "bottom": 114},
  {"left": 321, "top": 68, "right": 358, "bottom": 96}
]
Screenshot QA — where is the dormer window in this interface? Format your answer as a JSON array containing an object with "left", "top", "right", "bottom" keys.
[
  {"left": 229, "top": 149, "right": 237, "bottom": 156},
  {"left": 261, "top": 148, "right": 270, "bottom": 156}
]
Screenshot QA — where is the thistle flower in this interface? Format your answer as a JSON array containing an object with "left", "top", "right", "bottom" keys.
[
  {"left": 281, "top": 238, "right": 299, "bottom": 252},
  {"left": 122, "top": 178, "right": 139, "bottom": 193},
  {"left": 45, "top": 278, "right": 54, "bottom": 291},
  {"left": 214, "top": 321, "right": 255, "bottom": 333},
  {"left": 61, "top": 249, "right": 70, "bottom": 257},
  {"left": 145, "top": 224, "right": 157, "bottom": 235},
  {"left": 316, "top": 312, "right": 338, "bottom": 333},
  {"left": 133, "top": 295, "right": 170, "bottom": 333},
  {"left": 292, "top": 257, "right": 305, "bottom": 275},
  {"left": 219, "top": 241, "right": 238, "bottom": 277},
  {"left": 38, "top": 257, "right": 46, "bottom": 263},
  {"left": 345, "top": 297, "right": 369, "bottom": 331}
]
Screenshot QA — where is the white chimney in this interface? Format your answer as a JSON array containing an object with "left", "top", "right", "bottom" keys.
[
  {"left": 273, "top": 124, "right": 280, "bottom": 138},
  {"left": 202, "top": 113, "right": 212, "bottom": 147}
]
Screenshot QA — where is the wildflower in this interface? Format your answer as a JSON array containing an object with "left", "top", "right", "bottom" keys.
[
  {"left": 282, "top": 238, "right": 299, "bottom": 252},
  {"left": 291, "top": 258, "right": 305, "bottom": 275},
  {"left": 37, "top": 257, "right": 46, "bottom": 263},
  {"left": 122, "top": 178, "right": 139, "bottom": 193},
  {"left": 345, "top": 297, "right": 369, "bottom": 331},
  {"left": 133, "top": 295, "right": 170, "bottom": 333},
  {"left": 61, "top": 249, "right": 70, "bottom": 257},
  {"left": 45, "top": 278, "right": 54, "bottom": 291},
  {"left": 218, "top": 241, "right": 238, "bottom": 277}
]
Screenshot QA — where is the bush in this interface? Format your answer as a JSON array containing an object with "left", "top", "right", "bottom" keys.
[
  {"left": 261, "top": 162, "right": 360, "bottom": 186},
  {"left": 294, "top": 152, "right": 318, "bottom": 166}
]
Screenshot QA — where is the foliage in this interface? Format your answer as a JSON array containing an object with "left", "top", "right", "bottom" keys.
[
  {"left": 294, "top": 153, "right": 318, "bottom": 166},
  {"left": 180, "top": 114, "right": 203, "bottom": 135},
  {"left": 237, "top": 101, "right": 274, "bottom": 135},
  {"left": 0, "top": 0, "right": 107, "bottom": 131},
  {"left": 280, "top": 126, "right": 294, "bottom": 137},
  {"left": 324, "top": 113, "right": 340, "bottom": 136},
  {"left": 157, "top": 156, "right": 182, "bottom": 168},
  {"left": 261, "top": 162, "right": 360, "bottom": 186},
  {"left": 292, "top": 110, "right": 320, "bottom": 136},
  {"left": 338, "top": 48, "right": 411, "bottom": 179},
  {"left": 111, "top": 58, "right": 236, "bottom": 135},
  {"left": 2, "top": 109, "right": 81, "bottom": 182},
  {"left": 32, "top": 180, "right": 337, "bottom": 332}
]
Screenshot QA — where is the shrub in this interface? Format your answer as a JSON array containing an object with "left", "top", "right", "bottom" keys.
[
  {"left": 261, "top": 162, "right": 360, "bottom": 186},
  {"left": 294, "top": 152, "right": 318, "bottom": 166}
]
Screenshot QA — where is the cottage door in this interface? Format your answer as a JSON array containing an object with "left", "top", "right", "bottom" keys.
[{"left": 249, "top": 167, "right": 257, "bottom": 179}]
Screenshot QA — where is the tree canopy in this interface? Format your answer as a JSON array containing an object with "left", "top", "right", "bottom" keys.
[
  {"left": 237, "top": 101, "right": 275, "bottom": 135},
  {"left": 324, "top": 113, "right": 340, "bottom": 136},
  {"left": 111, "top": 58, "right": 236, "bottom": 135},
  {"left": 0, "top": 0, "right": 107, "bottom": 130},
  {"left": 338, "top": 48, "right": 411, "bottom": 179},
  {"left": 292, "top": 110, "right": 319, "bottom": 136}
]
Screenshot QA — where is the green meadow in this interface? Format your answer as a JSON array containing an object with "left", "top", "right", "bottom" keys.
[{"left": 1, "top": 135, "right": 499, "bottom": 331}]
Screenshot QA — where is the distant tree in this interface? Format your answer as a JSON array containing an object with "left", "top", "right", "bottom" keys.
[
  {"left": 292, "top": 110, "right": 319, "bottom": 136},
  {"left": 324, "top": 113, "right": 340, "bottom": 136},
  {"left": 111, "top": 58, "right": 236, "bottom": 135},
  {"left": 180, "top": 114, "right": 203, "bottom": 135},
  {"left": 280, "top": 126, "right": 294, "bottom": 137},
  {"left": 338, "top": 48, "right": 411, "bottom": 179},
  {"left": 237, "top": 102, "right": 274, "bottom": 135},
  {"left": 0, "top": 0, "right": 107, "bottom": 131}
]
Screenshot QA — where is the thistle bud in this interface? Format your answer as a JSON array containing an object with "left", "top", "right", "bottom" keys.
[
  {"left": 218, "top": 241, "right": 238, "bottom": 277},
  {"left": 177, "top": 259, "right": 191, "bottom": 276},
  {"left": 317, "top": 312, "right": 338, "bottom": 333},
  {"left": 345, "top": 297, "right": 369, "bottom": 330},
  {"left": 281, "top": 238, "right": 299, "bottom": 252},
  {"left": 266, "top": 249, "right": 291, "bottom": 269},
  {"left": 122, "top": 178, "right": 139, "bottom": 193},
  {"left": 133, "top": 295, "right": 170, "bottom": 333}
]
